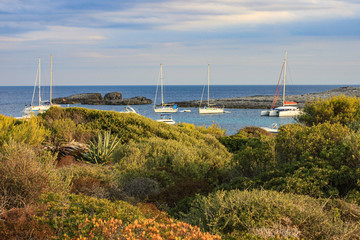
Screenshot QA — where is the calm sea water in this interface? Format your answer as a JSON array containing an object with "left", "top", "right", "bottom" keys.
[{"left": 0, "top": 85, "right": 355, "bottom": 135}]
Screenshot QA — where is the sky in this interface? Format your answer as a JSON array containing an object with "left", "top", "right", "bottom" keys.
[{"left": 0, "top": 0, "right": 359, "bottom": 86}]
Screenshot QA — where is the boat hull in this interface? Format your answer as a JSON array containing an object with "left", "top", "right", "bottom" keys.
[
  {"left": 278, "top": 110, "right": 301, "bottom": 117},
  {"left": 261, "top": 110, "right": 270, "bottom": 116},
  {"left": 269, "top": 106, "right": 302, "bottom": 117},
  {"left": 199, "top": 108, "right": 224, "bottom": 114},
  {"left": 260, "top": 127, "right": 279, "bottom": 133},
  {"left": 269, "top": 110, "right": 279, "bottom": 117},
  {"left": 154, "top": 107, "right": 178, "bottom": 113},
  {"left": 156, "top": 119, "right": 176, "bottom": 125}
]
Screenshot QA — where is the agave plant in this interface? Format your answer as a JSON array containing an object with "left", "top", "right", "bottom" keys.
[{"left": 83, "top": 131, "right": 120, "bottom": 165}]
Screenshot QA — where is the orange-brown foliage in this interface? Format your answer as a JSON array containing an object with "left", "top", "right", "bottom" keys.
[{"left": 0, "top": 207, "right": 55, "bottom": 239}]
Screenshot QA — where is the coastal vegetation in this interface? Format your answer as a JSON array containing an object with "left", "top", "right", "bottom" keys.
[{"left": 1, "top": 95, "right": 360, "bottom": 239}]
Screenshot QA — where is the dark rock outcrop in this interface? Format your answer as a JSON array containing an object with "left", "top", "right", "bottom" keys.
[
  {"left": 104, "top": 92, "right": 122, "bottom": 100},
  {"left": 53, "top": 93, "right": 102, "bottom": 104},
  {"left": 103, "top": 96, "right": 152, "bottom": 105},
  {"left": 53, "top": 92, "right": 152, "bottom": 105}
]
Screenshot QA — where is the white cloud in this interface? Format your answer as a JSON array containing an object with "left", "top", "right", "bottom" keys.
[
  {"left": 21, "top": 26, "right": 105, "bottom": 42},
  {"left": 73, "top": 51, "right": 116, "bottom": 59},
  {"left": 91, "top": 0, "right": 360, "bottom": 31},
  {"left": 0, "top": 26, "right": 105, "bottom": 46}
]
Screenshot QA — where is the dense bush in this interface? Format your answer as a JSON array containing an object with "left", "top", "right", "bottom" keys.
[
  {"left": 263, "top": 122, "right": 360, "bottom": 199},
  {"left": 0, "top": 115, "right": 48, "bottom": 146},
  {"left": 114, "top": 137, "right": 230, "bottom": 182},
  {"left": 0, "top": 140, "right": 68, "bottom": 210},
  {"left": 0, "top": 207, "right": 56, "bottom": 240},
  {"left": 58, "top": 163, "right": 122, "bottom": 200},
  {"left": 220, "top": 127, "right": 276, "bottom": 178},
  {"left": 182, "top": 189, "right": 360, "bottom": 239},
  {"left": 37, "top": 192, "right": 144, "bottom": 239},
  {"left": 72, "top": 210, "right": 221, "bottom": 240},
  {"left": 119, "top": 217, "right": 221, "bottom": 240},
  {"left": 40, "top": 108, "right": 231, "bottom": 207},
  {"left": 46, "top": 118, "right": 92, "bottom": 146},
  {"left": 40, "top": 107, "right": 230, "bottom": 146},
  {"left": 297, "top": 95, "right": 360, "bottom": 126},
  {"left": 179, "top": 122, "right": 227, "bottom": 139}
]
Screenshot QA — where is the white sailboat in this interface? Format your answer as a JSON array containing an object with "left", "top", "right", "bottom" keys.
[
  {"left": 199, "top": 64, "right": 224, "bottom": 114},
  {"left": 265, "top": 51, "right": 301, "bottom": 117},
  {"left": 24, "top": 55, "right": 58, "bottom": 116},
  {"left": 154, "top": 64, "right": 178, "bottom": 113}
]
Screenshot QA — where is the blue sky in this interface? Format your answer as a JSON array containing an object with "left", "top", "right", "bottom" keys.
[{"left": 0, "top": 0, "right": 359, "bottom": 85}]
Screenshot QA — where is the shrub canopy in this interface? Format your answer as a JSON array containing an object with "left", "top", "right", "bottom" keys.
[{"left": 297, "top": 95, "right": 360, "bottom": 126}]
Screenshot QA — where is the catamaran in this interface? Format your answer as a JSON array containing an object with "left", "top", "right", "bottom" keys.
[
  {"left": 199, "top": 64, "right": 224, "bottom": 114},
  {"left": 23, "top": 55, "right": 58, "bottom": 116},
  {"left": 261, "top": 51, "right": 301, "bottom": 117},
  {"left": 153, "top": 64, "right": 178, "bottom": 113}
]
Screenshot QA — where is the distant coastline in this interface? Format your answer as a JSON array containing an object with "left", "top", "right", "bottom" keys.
[
  {"left": 173, "top": 86, "right": 360, "bottom": 109},
  {"left": 49, "top": 86, "right": 360, "bottom": 109}
]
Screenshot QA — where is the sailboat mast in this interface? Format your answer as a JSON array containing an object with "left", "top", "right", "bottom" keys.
[
  {"left": 207, "top": 63, "right": 210, "bottom": 106},
  {"left": 38, "top": 58, "right": 41, "bottom": 106},
  {"left": 283, "top": 50, "right": 287, "bottom": 106},
  {"left": 160, "top": 64, "right": 164, "bottom": 106},
  {"left": 50, "top": 54, "right": 53, "bottom": 105}
]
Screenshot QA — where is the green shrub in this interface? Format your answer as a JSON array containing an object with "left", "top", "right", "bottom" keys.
[
  {"left": 297, "top": 95, "right": 360, "bottom": 126},
  {"left": 40, "top": 108, "right": 232, "bottom": 204},
  {"left": 220, "top": 127, "right": 276, "bottom": 179},
  {"left": 179, "top": 122, "right": 227, "bottom": 139},
  {"left": 59, "top": 163, "right": 122, "bottom": 200},
  {"left": 182, "top": 189, "right": 360, "bottom": 239},
  {"left": 220, "top": 127, "right": 274, "bottom": 153},
  {"left": 122, "top": 177, "right": 160, "bottom": 200},
  {"left": 114, "top": 136, "right": 230, "bottom": 182},
  {"left": 37, "top": 192, "right": 144, "bottom": 239},
  {"left": 0, "top": 115, "right": 48, "bottom": 146},
  {"left": 264, "top": 122, "right": 360, "bottom": 199},
  {"left": 0, "top": 140, "right": 64, "bottom": 210}
]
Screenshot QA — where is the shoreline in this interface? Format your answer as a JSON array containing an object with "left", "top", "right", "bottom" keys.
[{"left": 172, "top": 86, "right": 360, "bottom": 109}]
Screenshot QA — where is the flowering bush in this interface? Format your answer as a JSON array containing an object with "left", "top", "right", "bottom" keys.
[
  {"left": 74, "top": 217, "right": 221, "bottom": 240},
  {"left": 36, "top": 193, "right": 143, "bottom": 239}
]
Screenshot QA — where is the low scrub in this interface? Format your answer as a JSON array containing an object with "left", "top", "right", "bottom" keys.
[
  {"left": 0, "top": 115, "right": 48, "bottom": 147},
  {"left": 182, "top": 189, "right": 360, "bottom": 239},
  {"left": 37, "top": 192, "right": 144, "bottom": 239},
  {"left": 0, "top": 140, "right": 66, "bottom": 210},
  {"left": 220, "top": 127, "right": 276, "bottom": 178},
  {"left": 268, "top": 122, "right": 360, "bottom": 199},
  {"left": 59, "top": 163, "right": 122, "bottom": 200},
  {"left": 114, "top": 137, "right": 230, "bottom": 182},
  {"left": 297, "top": 95, "right": 360, "bottom": 126}
]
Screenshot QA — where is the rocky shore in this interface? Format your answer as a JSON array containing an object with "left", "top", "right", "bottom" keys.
[
  {"left": 52, "top": 87, "right": 360, "bottom": 109},
  {"left": 173, "top": 86, "right": 360, "bottom": 109},
  {"left": 52, "top": 92, "right": 152, "bottom": 105}
]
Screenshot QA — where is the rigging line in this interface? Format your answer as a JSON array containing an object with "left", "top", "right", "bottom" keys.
[
  {"left": 162, "top": 66, "right": 165, "bottom": 105},
  {"left": 31, "top": 63, "right": 39, "bottom": 106},
  {"left": 154, "top": 65, "right": 161, "bottom": 108},
  {"left": 199, "top": 66, "right": 207, "bottom": 108},
  {"left": 287, "top": 63, "right": 294, "bottom": 85},
  {"left": 271, "top": 62, "right": 284, "bottom": 109}
]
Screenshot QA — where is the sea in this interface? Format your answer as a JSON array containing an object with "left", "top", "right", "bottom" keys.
[{"left": 0, "top": 85, "right": 356, "bottom": 135}]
